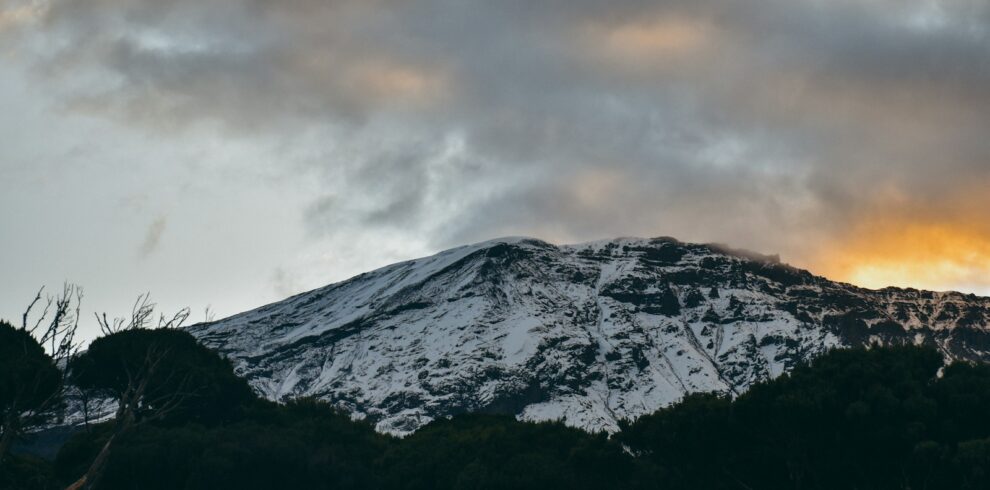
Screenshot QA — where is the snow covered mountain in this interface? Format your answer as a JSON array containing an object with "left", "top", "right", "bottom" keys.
[{"left": 187, "top": 237, "right": 990, "bottom": 434}]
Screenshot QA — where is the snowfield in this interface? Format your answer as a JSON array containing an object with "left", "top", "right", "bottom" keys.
[{"left": 187, "top": 237, "right": 990, "bottom": 434}]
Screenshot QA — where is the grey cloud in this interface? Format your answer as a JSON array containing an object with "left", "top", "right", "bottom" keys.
[
  {"left": 271, "top": 266, "right": 303, "bottom": 298},
  {"left": 138, "top": 215, "right": 167, "bottom": 258},
  {"left": 14, "top": 0, "right": 990, "bottom": 268}
]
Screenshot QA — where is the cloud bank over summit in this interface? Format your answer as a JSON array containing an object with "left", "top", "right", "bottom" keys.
[{"left": 2, "top": 0, "right": 989, "bottom": 339}]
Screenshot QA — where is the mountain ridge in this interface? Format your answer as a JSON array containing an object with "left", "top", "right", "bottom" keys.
[{"left": 187, "top": 236, "right": 990, "bottom": 433}]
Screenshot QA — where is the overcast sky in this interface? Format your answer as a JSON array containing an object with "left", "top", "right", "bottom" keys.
[{"left": 2, "top": 0, "right": 989, "bottom": 343}]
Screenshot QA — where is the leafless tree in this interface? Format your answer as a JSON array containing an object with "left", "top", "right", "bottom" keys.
[
  {"left": 0, "top": 284, "right": 82, "bottom": 463},
  {"left": 94, "top": 292, "right": 191, "bottom": 336}
]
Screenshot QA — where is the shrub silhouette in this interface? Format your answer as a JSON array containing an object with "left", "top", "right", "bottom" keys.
[
  {"left": 17, "top": 344, "right": 990, "bottom": 490},
  {"left": 70, "top": 329, "right": 253, "bottom": 425},
  {"left": 0, "top": 321, "right": 62, "bottom": 461}
]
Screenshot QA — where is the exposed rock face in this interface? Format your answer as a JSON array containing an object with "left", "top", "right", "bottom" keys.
[{"left": 187, "top": 237, "right": 990, "bottom": 434}]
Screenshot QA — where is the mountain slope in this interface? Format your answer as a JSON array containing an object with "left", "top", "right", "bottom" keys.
[{"left": 188, "top": 237, "right": 990, "bottom": 433}]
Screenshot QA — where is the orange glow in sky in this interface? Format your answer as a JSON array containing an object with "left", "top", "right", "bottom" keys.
[{"left": 810, "top": 219, "right": 990, "bottom": 294}]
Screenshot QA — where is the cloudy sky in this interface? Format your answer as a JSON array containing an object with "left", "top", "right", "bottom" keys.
[{"left": 2, "top": 0, "right": 989, "bottom": 342}]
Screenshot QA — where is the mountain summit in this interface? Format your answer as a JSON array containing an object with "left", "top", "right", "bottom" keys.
[{"left": 188, "top": 237, "right": 990, "bottom": 433}]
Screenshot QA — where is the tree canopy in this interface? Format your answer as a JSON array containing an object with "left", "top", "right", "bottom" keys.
[
  {"left": 8, "top": 336, "right": 990, "bottom": 490},
  {"left": 0, "top": 321, "right": 62, "bottom": 423},
  {"left": 618, "top": 345, "right": 990, "bottom": 489},
  {"left": 70, "top": 328, "right": 254, "bottom": 425}
]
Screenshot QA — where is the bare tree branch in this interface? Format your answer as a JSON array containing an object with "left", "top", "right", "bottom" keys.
[
  {"left": 158, "top": 307, "right": 190, "bottom": 330},
  {"left": 130, "top": 292, "right": 155, "bottom": 330},
  {"left": 21, "top": 286, "right": 43, "bottom": 332},
  {"left": 2, "top": 284, "right": 83, "bottom": 464},
  {"left": 30, "top": 296, "right": 54, "bottom": 336}
]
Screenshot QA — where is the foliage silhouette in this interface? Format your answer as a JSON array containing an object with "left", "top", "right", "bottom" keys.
[
  {"left": 70, "top": 328, "right": 253, "bottom": 426},
  {"left": 7, "top": 337, "right": 990, "bottom": 489}
]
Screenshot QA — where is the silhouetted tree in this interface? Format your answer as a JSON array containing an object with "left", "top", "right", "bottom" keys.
[
  {"left": 65, "top": 296, "right": 250, "bottom": 490},
  {"left": 1, "top": 285, "right": 81, "bottom": 464}
]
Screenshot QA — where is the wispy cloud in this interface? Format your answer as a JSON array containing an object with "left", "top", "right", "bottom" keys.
[{"left": 138, "top": 215, "right": 167, "bottom": 259}]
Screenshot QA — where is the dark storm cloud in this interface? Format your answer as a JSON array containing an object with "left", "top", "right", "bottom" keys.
[{"left": 11, "top": 0, "right": 990, "bottom": 284}]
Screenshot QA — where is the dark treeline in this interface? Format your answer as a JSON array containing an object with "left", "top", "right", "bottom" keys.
[{"left": 4, "top": 318, "right": 990, "bottom": 489}]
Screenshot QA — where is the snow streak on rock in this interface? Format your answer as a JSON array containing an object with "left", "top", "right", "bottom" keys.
[{"left": 188, "top": 237, "right": 990, "bottom": 434}]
